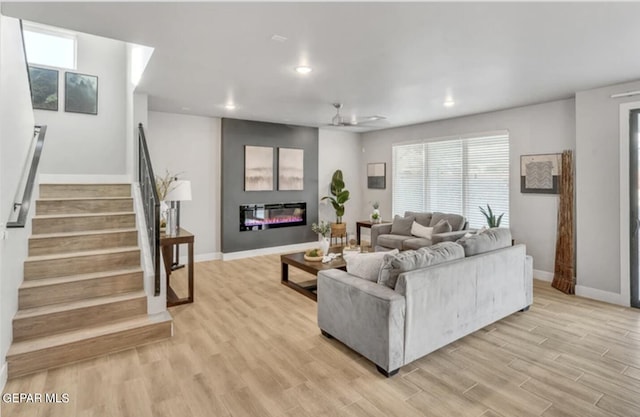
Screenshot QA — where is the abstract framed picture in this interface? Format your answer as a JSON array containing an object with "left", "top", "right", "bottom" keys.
[
  {"left": 367, "top": 162, "right": 386, "bottom": 189},
  {"left": 244, "top": 145, "right": 274, "bottom": 191},
  {"left": 28, "top": 66, "right": 58, "bottom": 111},
  {"left": 520, "top": 153, "right": 561, "bottom": 194},
  {"left": 278, "top": 147, "right": 304, "bottom": 191},
  {"left": 65, "top": 72, "right": 98, "bottom": 115}
]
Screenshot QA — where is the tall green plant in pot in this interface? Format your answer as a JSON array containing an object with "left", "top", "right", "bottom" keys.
[{"left": 322, "top": 170, "right": 350, "bottom": 223}]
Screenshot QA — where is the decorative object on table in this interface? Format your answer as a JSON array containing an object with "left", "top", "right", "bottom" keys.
[
  {"left": 370, "top": 201, "right": 381, "bottom": 223},
  {"left": 278, "top": 147, "right": 304, "bottom": 190},
  {"left": 65, "top": 72, "right": 98, "bottom": 115},
  {"left": 367, "top": 163, "right": 386, "bottom": 189},
  {"left": 29, "top": 66, "right": 58, "bottom": 111},
  {"left": 244, "top": 145, "right": 274, "bottom": 191},
  {"left": 164, "top": 180, "right": 192, "bottom": 270},
  {"left": 155, "top": 170, "right": 181, "bottom": 228},
  {"left": 304, "top": 248, "right": 324, "bottom": 262},
  {"left": 520, "top": 153, "right": 561, "bottom": 194},
  {"left": 322, "top": 169, "right": 350, "bottom": 239},
  {"left": 479, "top": 204, "right": 504, "bottom": 228},
  {"left": 552, "top": 150, "right": 575, "bottom": 294},
  {"left": 312, "top": 221, "right": 331, "bottom": 255},
  {"left": 322, "top": 253, "right": 341, "bottom": 264}
]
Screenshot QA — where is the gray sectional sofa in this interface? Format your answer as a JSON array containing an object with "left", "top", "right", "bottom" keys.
[
  {"left": 317, "top": 228, "right": 532, "bottom": 377},
  {"left": 371, "top": 211, "right": 469, "bottom": 251}
]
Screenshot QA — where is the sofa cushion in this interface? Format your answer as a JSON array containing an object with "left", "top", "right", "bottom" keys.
[
  {"left": 344, "top": 249, "right": 400, "bottom": 282},
  {"left": 391, "top": 215, "right": 414, "bottom": 236},
  {"left": 376, "top": 234, "right": 410, "bottom": 250},
  {"left": 411, "top": 221, "right": 433, "bottom": 239},
  {"left": 432, "top": 219, "right": 452, "bottom": 234},
  {"left": 456, "top": 227, "right": 512, "bottom": 256},
  {"left": 405, "top": 211, "right": 432, "bottom": 227},
  {"left": 402, "top": 238, "right": 432, "bottom": 250},
  {"left": 378, "top": 242, "right": 465, "bottom": 289},
  {"left": 430, "top": 212, "right": 466, "bottom": 231}
]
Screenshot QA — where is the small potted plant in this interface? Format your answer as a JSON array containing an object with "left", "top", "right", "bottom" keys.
[
  {"left": 479, "top": 204, "right": 504, "bottom": 227},
  {"left": 312, "top": 221, "right": 331, "bottom": 255},
  {"left": 321, "top": 169, "right": 350, "bottom": 239},
  {"left": 370, "top": 201, "right": 381, "bottom": 223}
]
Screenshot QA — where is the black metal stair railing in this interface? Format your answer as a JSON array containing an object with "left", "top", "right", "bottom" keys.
[{"left": 138, "top": 123, "right": 161, "bottom": 296}]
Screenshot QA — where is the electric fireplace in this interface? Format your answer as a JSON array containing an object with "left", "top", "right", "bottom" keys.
[{"left": 240, "top": 202, "right": 306, "bottom": 231}]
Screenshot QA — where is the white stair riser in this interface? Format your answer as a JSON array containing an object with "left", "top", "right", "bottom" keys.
[
  {"left": 7, "top": 320, "right": 171, "bottom": 378},
  {"left": 29, "top": 230, "right": 138, "bottom": 256},
  {"left": 24, "top": 250, "right": 140, "bottom": 280},
  {"left": 40, "top": 184, "right": 131, "bottom": 198},
  {"left": 32, "top": 214, "right": 135, "bottom": 234},
  {"left": 36, "top": 198, "right": 133, "bottom": 215},
  {"left": 19, "top": 271, "right": 143, "bottom": 309}
]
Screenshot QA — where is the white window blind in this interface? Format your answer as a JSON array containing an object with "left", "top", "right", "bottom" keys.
[{"left": 392, "top": 132, "right": 509, "bottom": 229}]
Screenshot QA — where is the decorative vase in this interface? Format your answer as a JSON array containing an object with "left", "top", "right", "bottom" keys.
[
  {"left": 319, "top": 235, "right": 330, "bottom": 255},
  {"left": 371, "top": 209, "right": 381, "bottom": 223}
]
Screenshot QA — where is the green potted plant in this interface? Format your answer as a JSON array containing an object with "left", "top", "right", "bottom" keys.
[
  {"left": 479, "top": 204, "right": 504, "bottom": 227},
  {"left": 370, "top": 201, "right": 381, "bottom": 223},
  {"left": 322, "top": 169, "right": 350, "bottom": 239}
]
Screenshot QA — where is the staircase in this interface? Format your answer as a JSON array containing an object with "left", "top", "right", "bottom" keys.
[{"left": 6, "top": 183, "right": 172, "bottom": 378}]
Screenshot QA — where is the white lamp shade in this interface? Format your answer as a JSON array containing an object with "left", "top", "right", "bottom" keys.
[{"left": 164, "top": 180, "right": 192, "bottom": 202}]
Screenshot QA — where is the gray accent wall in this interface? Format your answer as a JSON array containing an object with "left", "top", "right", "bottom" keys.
[{"left": 221, "top": 118, "right": 318, "bottom": 253}]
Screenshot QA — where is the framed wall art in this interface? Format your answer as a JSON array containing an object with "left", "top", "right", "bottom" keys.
[
  {"left": 29, "top": 66, "right": 58, "bottom": 111},
  {"left": 367, "top": 162, "right": 386, "bottom": 189},
  {"left": 65, "top": 72, "right": 98, "bottom": 115},
  {"left": 520, "top": 153, "right": 561, "bottom": 194},
  {"left": 278, "top": 147, "right": 304, "bottom": 191},
  {"left": 244, "top": 145, "right": 274, "bottom": 191}
]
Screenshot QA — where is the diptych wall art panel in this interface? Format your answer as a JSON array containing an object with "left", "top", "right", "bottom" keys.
[
  {"left": 278, "top": 147, "right": 304, "bottom": 190},
  {"left": 244, "top": 145, "right": 274, "bottom": 191}
]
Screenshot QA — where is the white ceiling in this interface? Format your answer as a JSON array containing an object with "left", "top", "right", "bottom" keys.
[{"left": 4, "top": 2, "right": 640, "bottom": 131}]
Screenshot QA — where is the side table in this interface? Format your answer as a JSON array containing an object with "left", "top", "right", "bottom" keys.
[
  {"left": 160, "top": 228, "right": 194, "bottom": 307},
  {"left": 356, "top": 220, "right": 391, "bottom": 245}
]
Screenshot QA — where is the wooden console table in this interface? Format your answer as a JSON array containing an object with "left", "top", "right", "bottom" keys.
[{"left": 160, "top": 228, "right": 194, "bottom": 307}]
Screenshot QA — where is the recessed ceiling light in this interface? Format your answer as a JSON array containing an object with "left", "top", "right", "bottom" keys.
[
  {"left": 271, "top": 34, "right": 288, "bottom": 42},
  {"left": 444, "top": 99, "right": 455, "bottom": 107},
  {"left": 295, "top": 66, "right": 312, "bottom": 74},
  {"left": 224, "top": 104, "right": 236, "bottom": 110}
]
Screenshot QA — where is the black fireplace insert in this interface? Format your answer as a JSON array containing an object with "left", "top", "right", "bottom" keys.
[{"left": 240, "top": 202, "right": 306, "bottom": 231}]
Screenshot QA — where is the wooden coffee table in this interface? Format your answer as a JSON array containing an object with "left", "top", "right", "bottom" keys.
[{"left": 281, "top": 247, "right": 346, "bottom": 301}]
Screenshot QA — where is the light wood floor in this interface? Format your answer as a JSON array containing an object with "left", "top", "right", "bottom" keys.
[{"left": 3, "top": 254, "right": 640, "bottom": 417}]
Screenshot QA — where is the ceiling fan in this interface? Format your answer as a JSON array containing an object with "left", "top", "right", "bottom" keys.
[{"left": 328, "top": 103, "right": 386, "bottom": 127}]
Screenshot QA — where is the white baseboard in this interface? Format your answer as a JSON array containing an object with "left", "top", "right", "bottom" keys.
[
  {"left": 533, "top": 269, "right": 553, "bottom": 282},
  {"left": 1, "top": 361, "right": 7, "bottom": 393},
  {"left": 222, "top": 242, "right": 318, "bottom": 261},
  {"left": 575, "top": 285, "right": 628, "bottom": 307},
  {"left": 39, "top": 174, "right": 132, "bottom": 183}
]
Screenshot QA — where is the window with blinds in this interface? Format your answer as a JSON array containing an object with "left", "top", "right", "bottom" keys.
[{"left": 392, "top": 132, "right": 509, "bottom": 229}]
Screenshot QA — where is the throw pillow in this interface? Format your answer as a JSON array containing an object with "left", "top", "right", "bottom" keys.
[
  {"left": 411, "top": 221, "right": 433, "bottom": 239},
  {"left": 456, "top": 227, "right": 512, "bottom": 257},
  {"left": 377, "top": 242, "right": 465, "bottom": 289},
  {"left": 432, "top": 219, "right": 452, "bottom": 234},
  {"left": 391, "top": 215, "right": 414, "bottom": 236},
  {"left": 345, "top": 249, "right": 399, "bottom": 282}
]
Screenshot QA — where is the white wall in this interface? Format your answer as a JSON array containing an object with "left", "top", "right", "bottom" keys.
[
  {"left": 361, "top": 99, "right": 576, "bottom": 276},
  {"left": 576, "top": 79, "right": 640, "bottom": 302},
  {"left": 318, "top": 129, "right": 363, "bottom": 238},
  {"left": 147, "top": 111, "right": 221, "bottom": 259},
  {"left": 35, "top": 31, "right": 127, "bottom": 175},
  {"left": 0, "top": 15, "right": 36, "bottom": 390}
]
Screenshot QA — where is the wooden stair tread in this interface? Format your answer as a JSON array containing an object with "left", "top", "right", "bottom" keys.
[
  {"left": 14, "top": 290, "right": 146, "bottom": 319},
  {"left": 29, "top": 228, "right": 138, "bottom": 240},
  {"left": 33, "top": 211, "right": 135, "bottom": 220},
  {"left": 20, "top": 267, "right": 142, "bottom": 289},
  {"left": 38, "top": 197, "right": 133, "bottom": 201},
  {"left": 7, "top": 313, "right": 171, "bottom": 356},
  {"left": 26, "top": 246, "right": 139, "bottom": 262}
]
